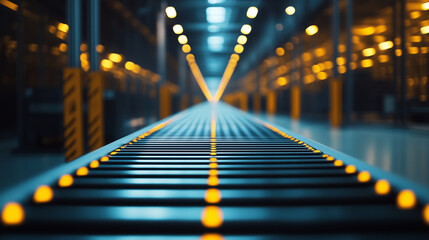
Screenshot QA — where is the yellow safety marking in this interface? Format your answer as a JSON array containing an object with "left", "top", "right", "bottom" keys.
[
  {"left": 63, "top": 68, "right": 85, "bottom": 161},
  {"left": 88, "top": 72, "right": 105, "bottom": 151}
]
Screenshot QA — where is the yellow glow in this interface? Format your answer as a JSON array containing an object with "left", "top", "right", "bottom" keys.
[
  {"left": 76, "top": 167, "right": 89, "bottom": 176},
  {"left": 378, "top": 41, "right": 393, "bottom": 50},
  {"left": 395, "top": 49, "right": 402, "bottom": 56},
  {"left": 409, "top": 47, "right": 419, "bottom": 54},
  {"left": 421, "top": 25, "right": 429, "bottom": 34},
  {"left": 173, "top": 24, "right": 183, "bottom": 34},
  {"left": 1, "top": 202, "right": 24, "bottom": 225},
  {"left": 209, "top": 163, "right": 218, "bottom": 168},
  {"left": 178, "top": 35, "right": 188, "bottom": 44},
  {"left": 362, "top": 48, "right": 376, "bottom": 57},
  {"left": 345, "top": 165, "right": 356, "bottom": 174},
  {"left": 276, "top": 47, "right": 285, "bottom": 56},
  {"left": 325, "top": 61, "right": 333, "bottom": 69},
  {"left": 201, "top": 206, "right": 223, "bottom": 228},
  {"left": 423, "top": 205, "right": 429, "bottom": 225},
  {"left": 132, "top": 64, "right": 140, "bottom": 74},
  {"left": 100, "top": 156, "right": 109, "bottom": 162},
  {"left": 374, "top": 179, "right": 390, "bottom": 195},
  {"left": 397, "top": 190, "right": 417, "bottom": 209},
  {"left": 314, "top": 48, "right": 326, "bottom": 57},
  {"left": 208, "top": 176, "right": 219, "bottom": 186},
  {"left": 410, "top": 35, "right": 422, "bottom": 43},
  {"left": 410, "top": 11, "right": 421, "bottom": 19},
  {"left": 317, "top": 72, "right": 328, "bottom": 80},
  {"left": 96, "top": 44, "right": 104, "bottom": 53},
  {"left": 246, "top": 6, "right": 258, "bottom": 19},
  {"left": 125, "top": 61, "right": 135, "bottom": 71},
  {"left": 182, "top": 44, "right": 191, "bottom": 53},
  {"left": 57, "top": 23, "right": 69, "bottom": 33},
  {"left": 200, "top": 233, "right": 224, "bottom": 240},
  {"left": 326, "top": 156, "right": 334, "bottom": 161},
  {"left": 357, "top": 171, "right": 371, "bottom": 182},
  {"left": 58, "top": 174, "right": 73, "bottom": 187},
  {"left": 353, "top": 26, "right": 375, "bottom": 36},
  {"left": 33, "top": 185, "right": 53, "bottom": 203},
  {"left": 210, "top": 157, "right": 217, "bottom": 162},
  {"left": 285, "top": 6, "right": 295, "bottom": 15},
  {"left": 237, "top": 35, "right": 247, "bottom": 45},
  {"left": 361, "top": 59, "right": 373, "bottom": 68},
  {"left": 186, "top": 54, "right": 195, "bottom": 62},
  {"left": 338, "top": 65, "right": 346, "bottom": 74},
  {"left": 89, "top": 160, "right": 99, "bottom": 168},
  {"left": 277, "top": 77, "right": 287, "bottom": 86},
  {"left": 59, "top": 43, "right": 67, "bottom": 52},
  {"left": 334, "top": 160, "right": 343, "bottom": 166},
  {"left": 231, "top": 54, "right": 240, "bottom": 62},
  {"left": 336, "top": 57, "right": 346, "bottom": 65},
  {"left": 205, "top": 188, "right": 222, "bottom": 204},
  {"left": 188, "top": 61, "right": 213, "bottom": 101},
  {"left": 108, "top": 53, "right": 122, "bottom": 63},
  {"left": 165, "top": 6, "right": 177, "bottom": 18},
  {"left": 234, "top": 44, "right": 244, "bottom": 54},
  {"left": 378, "top": 55, "right": 389, "bottom": 63},
  {"left": 423, "top": 2, "right": 429, "bottom": 10},
  {"left": 305, "top": 25, "right": 318, "bottom": 36},
  {"left": 241, "top": 24, "right": 252, "bottom": 35},
  {"left": 312, "top": 64, "right": 321, "bottom": 73},
  {"left": 338, "top": 44, "right": 346, "bottom": 53},
  {"left": 302, "top": 52, "right": 312, "bottom": 62}
]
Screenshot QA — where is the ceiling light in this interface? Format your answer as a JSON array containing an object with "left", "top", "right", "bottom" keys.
[
  {"left": 208, "top": 36, "right": 224, "bottom": 51},
  {"left": 237, "top": 35, "right": 247, "bottom": 45},
  {"left": 246, "top": 6, "right": 258, "bottom": 19},
  {"left": 234, "top": 44, "right": 244, "bottom": 54},
  {"left": 285, "top": 6, "right": 295, "bottom": 15},
  {"left": 178, "top": 35, "right": 188, "bottom": 44},
  {"left": 206, "top": 7, "right": 226, "bottom": 23},
  {"left": 241, "top": 24, "right": 252, "bottom": 35},
  {"left": 165, "top": 6, "right": 177, "bottom": 19},
  {"left": 173, "top": 24, "right": 183, "bottom": 34}
]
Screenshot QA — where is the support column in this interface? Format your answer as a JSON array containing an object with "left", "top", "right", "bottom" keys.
[
  {"left": 156, "top": 1, "right": 167, "bottom": 120},
  {"left": 63, "top": 0, "right": 84, "bottom": 161},
  {"left": 344, "top": 0, "right": 354, "bottom": 124},
  {"left": 330, "top": 0, "right": 342, "bottom": 127},
  {"left": 291, "top": 85, "right": 301, "bottom": 120}
]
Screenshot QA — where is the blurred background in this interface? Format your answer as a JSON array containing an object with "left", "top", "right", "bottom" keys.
[{"left": 0, "top": 0, "right": 429, "bottom": 190}]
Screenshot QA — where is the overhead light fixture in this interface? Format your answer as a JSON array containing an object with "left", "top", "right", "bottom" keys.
[
  {"left": 173, "top": 24, "right": 183, "bottom": 34},
  {"left": 165, "top": 6, "right": 177, "bottom": 19},
  {"left": 182, "top": 44, "right": 191, "bottom": 53},
  {"left": 108, "top": 53, "right": 122, "bottom": 63},
  {"left": 208, "top": 36, "right": 224, "bottom": 51},
  {"left": 305, "top": 25, "right": 318, "bottom": 36},
  {"left": 237, "top": 35, "right": 247, "bottom": 45},
  {"left": 285, "top": 6, "right": 295, "bottom": 15},
  {"left": 206, "top": 7, "right": 226, "bottom": 23},
  {"left": 178, "top": 35, "right": 188, "bottom": 44},
  {"left": 234, "top": 44, "right": 244, "bottom": 54},
  {"left": 241, "top": 24, "right": 252, "bottom": 35},
  {"left": 246, "top": 6, "right": 258, "bottom": 19},
  {"left": 208, "top": 25, "right": 220, "bottom": 33},
  {"left": 208, "top": 0, "right": 224, "bottom": 4}
]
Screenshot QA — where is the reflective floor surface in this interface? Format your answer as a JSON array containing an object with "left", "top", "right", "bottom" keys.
[{"left": 259, "top": 114, "right": 429, "bottom": 188}]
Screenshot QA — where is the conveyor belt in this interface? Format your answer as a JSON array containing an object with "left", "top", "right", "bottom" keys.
[{"left": 1, "top": 102, "right": 429, "bottom": 239}]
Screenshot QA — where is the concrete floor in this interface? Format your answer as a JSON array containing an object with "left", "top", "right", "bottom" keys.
[{"left": 259, "top": 114, "right": 429, "bottom": 188}]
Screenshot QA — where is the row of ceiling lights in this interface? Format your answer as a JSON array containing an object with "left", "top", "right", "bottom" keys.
[{"left": 165, "top": 6, "right": 214, "bottom": 101}]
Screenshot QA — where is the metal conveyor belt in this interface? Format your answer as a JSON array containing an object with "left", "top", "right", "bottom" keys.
[{"left": 1, "top": 102, "right": 429, "bottom": 239}]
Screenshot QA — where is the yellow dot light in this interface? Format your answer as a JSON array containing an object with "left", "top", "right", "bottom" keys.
[
  {"left": 231, "top": 53, "right": 240, "bottom": 62},
  {"left": 361, "top": 59, "right": 373, "bottom": 68},
  {"left": 201, "top": 233, "right": 225, "bottom": 240},
  {"left": 276, "top": 47, "right": 285, "bottom": 56},
  {"left": 357, "top": 171, "right": 371, "bottom": 182},
  {"left": 76, "top": 167, "right": 89, "bottom": 176},
  {"left": 334, "top": 160, "right": 343, "bottom": 166},
  {"left": 1, "top": 202, "right": 24, "bottom": 225},
  {"left": 285, "top": 6, "right": 295, "bottom": 15},
  {"left": 100, "top": 156, "right": 109, "bottom": 162},
  {"left": 210, "top": 157, "right": 217, "bottom": 162},
  {"left": 182, "top": 44, "right": 191, "bottom": 53},
  {"left": 277, "top": 77, "right": 287, "bottom": 86},
  {"left": 209, "top": 163, "right": 218, "bottom": 169},
  {"left": 237, "top": 35, "right": 247, "bottom": 45},
  {"left": 420, "top": 25, "right": 429, "bottom": 34},
  {"left": 57, "top": 23, "right": 69, "bottom": 33},
  {"left": 305, "top": 25, "right": 318, "bottom": 36},
  {"left": 205, "top": 188, "right": 222, "bottom": 204},
  {"left": 58, "top": 174, "right": 73, "bottom": 187},
  {"left": 397, "top": 190, "right": 417, "bottom": 209},
  {"left": 33, "top": 185, "right": 54, "bottom": 203},
  {"left": 186, "top": 54, "right": 195, "bottom": 62},
  {"left": 326, "top": 156, "right": 334, "bottom": 161},
  {"left": 423, "top": 2, "right": 429, "bottom": 10},
  {"left": 374, "top": 179, "right": 390, "bottom": 195},
  {"left": 345, "top": 165, "right": 356, "bottom": 174},
  {"left": 89, "top": 160, "right": 99, "bottom": 168},
  {"left": 173, "top": 24, "right": 183, "bottom": 34},
  {"left": 234, "top": 44, "right": 244, "bottom": 54},
  {"left": 378, "top": 41, "right": 393, "bottom": 50},
  {"left": 246, "top": 6, "right": 258, "bottom": 19},
  {"left": 423, "top": 205, "right": 429, "bottom": 224},
  {"left": 108, "top": 53, "right": 122, "bottom": 63},
  {"left": 165, "top": 6, "right": 177, "bottom": 18},
  {"left": 208, "top": 176, "right": 219, "bottom": 186},
  {"left": 178, "top": 35, "right": 188, "bottom": 44},
  {"left": 209, "top": 169, "right": 218, "bottom": 176},
  {"left": 241, "top": 24, "right": 252, "bottom": 35},
  {"left": 201, "top": 206, "right": 223, "bottom": 228},
  {"left": 362, "top": 47, "right": 376, "bottom": 57},
  {"left": 100, "top": 59, "right": 113, "bottom": 70},
  {"left": 125, "top": 61, "right": 135, "bottom": 71}
]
